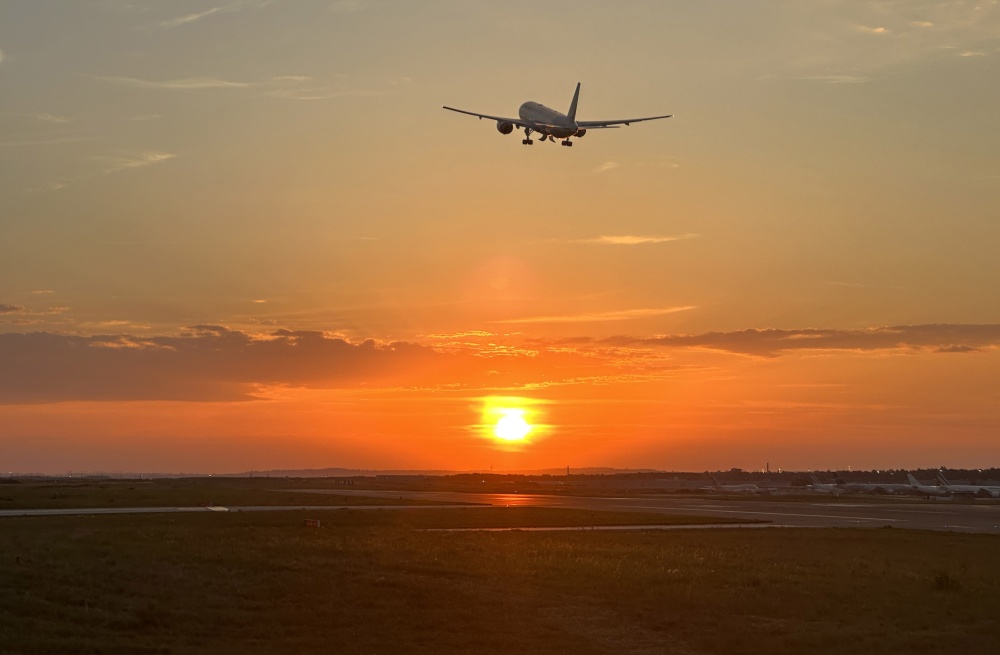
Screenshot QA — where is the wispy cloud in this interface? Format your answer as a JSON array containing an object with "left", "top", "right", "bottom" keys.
[
  {"left": 155, "top": 0, "right": 277, "bottom": 29},
  {"left": 92, "top": 150, "right": 176, "bottom": 174},
  {"left": 102, "top": 76, "right": 255, "bottom": 90},
  {"left": 0, "top": 136, "right": 96, "bottom": 147},
  {"left": 594, "top": 161, "right": 618, "bottom": 174},
  {"left": 159, "top": 4, "right": 240, "bottom": 29},
  {"left": 34, "top": 113, "right": 72, "bottom": 124},
  {"left": 799, "top": 75, "right": 875, "bottom": 84},
  {"left": 496, "top": 306, "right": 697, "bottom": 325},
  {"left": 266, "top": 87, "right": 388, "bottom": 101},
  {"left": 604, "top": 324, "right": 1000, "bottom": 358},
  {"left": 0, "top": 304, "right": 23, "bottom": 314},
  {"left": 855, "top": 25, "right": 889, "bottom": 35},
  {"left": 330, "top": 0, "right": 366, "bottom": 13},
  {"left": 3, "top": 323, "right": 998, "bottom": 403},
  {"left": 572, "top": 234, "right": 699, "bottom": 246},
  {"left": 100, "top": 74, "right": 381, "bottom": 101},
  {"left": 428, "top": 331, "right": 495, "bottom": 339}
]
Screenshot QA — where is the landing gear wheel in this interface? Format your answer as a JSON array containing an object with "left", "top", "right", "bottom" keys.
[
  {"left": 561, "top": 140, "right": 573, "bottom": 147},
  {"left": 522, "top": 139, "right": 533, "bottom": 145}
]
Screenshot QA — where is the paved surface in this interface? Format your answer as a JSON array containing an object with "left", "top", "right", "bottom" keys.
[
  {"left": 290, "top": 489, "right": 1000, "bottom": 534},
  {"left": 4, "top": 491, "right": 1000, "bottom": 534}
]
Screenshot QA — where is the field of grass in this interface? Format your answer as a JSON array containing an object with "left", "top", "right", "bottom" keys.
[
  {"left": 2, "top": 506, "right": 998, "bottom": 655},
  {"left": 0, "top": 477, "right": 448, "bottom": 510}
]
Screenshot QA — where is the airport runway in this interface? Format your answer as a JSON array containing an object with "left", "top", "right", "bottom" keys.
[
  {"left": 290, "top": 489, "right": 1000, "bottom": 534},
  {"left": 4, "top": 491, "right": 1000, "bottom": 534}
]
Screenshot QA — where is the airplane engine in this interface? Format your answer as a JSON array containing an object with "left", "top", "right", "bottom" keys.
[
  {"left": 574, "top": 128, "right": 587, "bottom": 138},
  {"left": 496, "top": 121, "right": 514, "bottom": 135}
]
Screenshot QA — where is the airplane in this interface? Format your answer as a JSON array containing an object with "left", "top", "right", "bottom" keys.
[
  {"left": 833, "top": 473, "right": 911, "bottom": 495},
  {"left": 442, "top": 82, "right": 672, "bottom": 147},
  {"left": 701, "top": 475, "right": 760, "bottom": 495},
  {"left": 807, "top": 474, "right": 843, "bottom": 496},
  {"left": 906, "top": 473, "right": 949, "bottom": 498},
  {"left": 935, "top": 471, "right": 1000, "bottom": 498}
]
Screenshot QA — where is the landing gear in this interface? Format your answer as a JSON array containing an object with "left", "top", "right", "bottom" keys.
[
  {"left": 561, "top": 139, "right": 573, "bottom": 147},
  {"left": 522, "top": 128, "right": 533, "bottom": 145}
]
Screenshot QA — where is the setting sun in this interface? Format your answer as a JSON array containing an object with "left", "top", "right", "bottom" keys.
[
  {"left": 494, "top": 409, "right": 531, "bottom": 441},
  {"left": 479, "top": 396, "right": 546, "bottom": 447}
]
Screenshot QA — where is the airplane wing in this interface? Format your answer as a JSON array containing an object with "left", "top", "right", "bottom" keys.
[
  {"left": 577, "top": 114, "right": 673, "bottom": 128},
  {"left": 441, "top": 106, "right": 535, "bottom": 129}
]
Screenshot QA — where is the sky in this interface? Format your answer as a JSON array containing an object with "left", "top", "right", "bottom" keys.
[{"left": 1, "top": 0, "right": 999, "bottom": 474}]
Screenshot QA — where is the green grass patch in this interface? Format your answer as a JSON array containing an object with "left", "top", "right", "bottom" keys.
[{"left": 1, "top": 508, "right": 998, "bottom": 654}]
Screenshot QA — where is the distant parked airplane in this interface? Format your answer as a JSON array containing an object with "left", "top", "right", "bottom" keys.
[
  {"left": 702, "top": 475, "right": 760, "bottom": 495},
  {"left": 935, "top": 472, "right": 1000, "bottom": 498},
  {"left": 906, "top": 473, "right": 949, "bottom": 498},
  {"left": 442, "top": 82, "right": 672, "bottom": 146},
  {"left": 833, "top": 474, "right": 911, "bottom": 495},
  {"left": 807, "top": 474, "right": 843, "bottom": 496}
]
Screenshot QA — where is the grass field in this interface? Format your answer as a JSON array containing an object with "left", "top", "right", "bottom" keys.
[
  {"left": 0, "top": 477, "right": 447, "bottom": 510},
  {"left": 2, "top": 505, "right": 998, "bottom": 655}
]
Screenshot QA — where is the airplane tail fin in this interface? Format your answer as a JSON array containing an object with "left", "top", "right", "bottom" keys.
[
  {"left": 833, "top": 474, "right": 847, "bottom": 485},
  {"left": 567, "top": 83, "right": 581, "bottom": 123},
  {"left": 906, "top": 473, "right": 921, "bottom": 486},
  {"left": 936, "top": 471, "right": 951, "bottom": 486},
  {"left": 809, "top": 474, "right": 821, "bottom": 485}
]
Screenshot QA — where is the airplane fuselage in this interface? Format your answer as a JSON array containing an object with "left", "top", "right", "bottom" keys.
[{"left": 518, "top": 102, "right": 579, "bottom": 138}]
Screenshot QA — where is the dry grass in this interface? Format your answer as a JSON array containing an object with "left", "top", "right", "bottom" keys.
[
  {"left": 1, "top": 507, "right": 998, "bottom": 654},
  {"left": 0, "top": 477, "right": 442, "bottom": 510}
]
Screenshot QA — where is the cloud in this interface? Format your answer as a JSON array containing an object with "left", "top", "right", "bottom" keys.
[
  {"left": 0, "top": 327, "right": 457, "bottom": 403},
  {"left": 155, "top": 0, "right": 277, "bottom": 29},
  {"left": 594, "top": 161, "right": 618, "bottom": 174},
  {"left": 603, "top": 324, "right": 1000, "bottom": 358},
  {"left": 34, "top": 113, "right": 72, "bottom": 124},
  {"left": 855, "top": 25, "right": 889, "bottom": 35},
  {"left": 100, "top": 74, "right": 372, "bottom": 101},
  {"left": 330, "top": 0, "right": 365, "bottom": 13},
  {"left": 159, "top": 4, "right": 239, "bottom": 29},
  {"left": 102, "top": 76, "right": 255, "bottom": 90},
  {"left": 496, "top": 306, "right": 697, "bottom": 325},
  {"left": 0, "top": 304, "right": 23, "bottom": 314},
  {"left": 573, "top": 234, "right": 699, "bottom": 246},
  {"left": 799, "top": 75, "right": 875, "bottom": 84},
  {"left": 92, "top": 150, "right": 175, "bottom": 174},
  {"left": 3, "top": 323, "right": 998, "bottom": 404},
  {"left": 0, "top": 137, "right": 96, "bottom": 147}
]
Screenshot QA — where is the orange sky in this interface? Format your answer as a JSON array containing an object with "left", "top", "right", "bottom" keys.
[{"left": 2, "top": 2, "right": 999, "bottom": 473}]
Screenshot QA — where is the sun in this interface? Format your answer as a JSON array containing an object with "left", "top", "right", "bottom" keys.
[
  {"left": 479, "top": 396, "right": 544, "bottom": 446},
  {"left": 493, "top": 409, "right": 531, "bottom": 441}
]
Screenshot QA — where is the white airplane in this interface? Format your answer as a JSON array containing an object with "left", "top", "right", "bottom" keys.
[
  {"left": 935, "top": 472, "right": 1000, "bottom": 498},
  {"left": 832, "top": 473, "right": 911, "bottom": 495},
  {"left": 442, "top": 83, "right": 672, "bottom": 147},
  {"left": 807, "top": 474, "right": 843, "bottom": 496},
  {"left": 906, "top": 473, "right": 949, "bottom": 498},
  {"left": 702, "top": 475, "right": 760, "bottom": 495}
]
